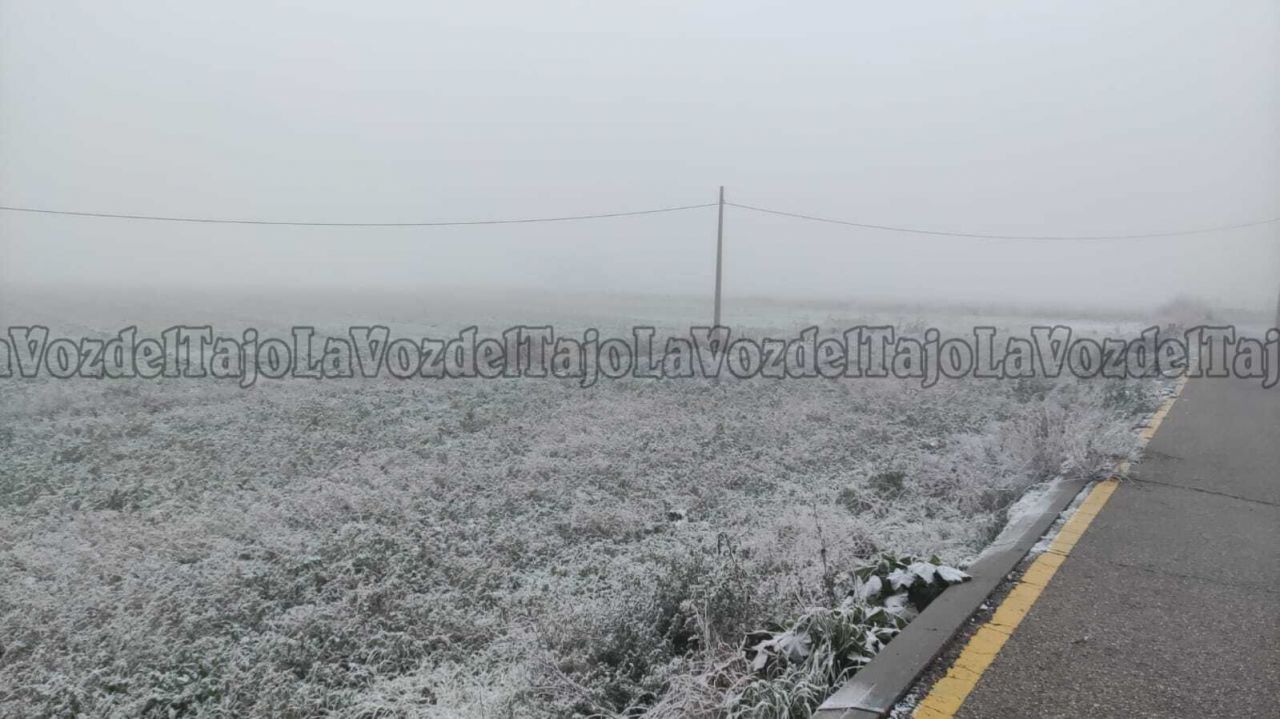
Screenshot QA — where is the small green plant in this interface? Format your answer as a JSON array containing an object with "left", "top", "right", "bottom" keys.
[
  {"left": 723, "top": 553, "right": 968, "bottom": 719},
  {"left": 551, "top": 549, "right": 763, "bottom": 716},
  {"left": 868, "top": 471, "right": 906, "bottom": 498},
  {"left": 1102, "top": 382, "right": 1157, "bottom": 416},
  {"left": 1012, "top": 377, "right": 1055, "bottom": 402},
  {"left": 837, "top": 486, "right": 873, "bottom": 515}
]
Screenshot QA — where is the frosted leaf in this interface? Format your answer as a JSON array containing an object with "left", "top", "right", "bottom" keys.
[
  {"left": 854, "top": 574, "right": 882, "bottom": 601},
  {"left": 907, "top": 562, "right": 937, "bottom": 584},
  {"left": 883, "top": 592, "right": 911, "bottom": 616},
  {"left": 936, "top": 565, "right": 970, "bottom": 584},
  {"left": 862, "top": 634, "right": 880, "bottom": 654},
  {"left": 777, "top": 631, "right": 811, "bottom": 662},
  {"left": 888, "top": 568, "right": 916, "bottom": 590},
  {"left": 750, "top": 643, "right": 771, "bottom": 672}
]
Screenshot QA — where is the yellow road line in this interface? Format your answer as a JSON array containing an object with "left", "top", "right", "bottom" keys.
[{"left": 912, "top": 378, "right": 1188, "bottom": 719}]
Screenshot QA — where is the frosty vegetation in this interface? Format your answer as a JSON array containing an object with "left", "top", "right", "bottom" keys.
[{"left": 0, "top": 320, "right": 1165, "bottom": 718}]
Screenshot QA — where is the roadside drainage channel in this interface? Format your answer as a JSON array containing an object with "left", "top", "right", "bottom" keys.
[{"left": 812, "top": 476, "right": 1091, "bottom": 719}]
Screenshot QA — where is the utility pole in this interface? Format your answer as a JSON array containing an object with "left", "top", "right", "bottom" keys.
[
  {"left": 1273, "top": 232, "right": 1280, "bottom": 329},
  {"left": 1274, "top": 282, "right": 1280, "bottom": 330},
  {"left": 713, "top": 186, "right": 725, "bottom": 327}
]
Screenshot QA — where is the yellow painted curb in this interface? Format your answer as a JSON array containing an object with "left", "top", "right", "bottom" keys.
[{"left": 910, "top": 378, "right": 1187, "bottom": 718}]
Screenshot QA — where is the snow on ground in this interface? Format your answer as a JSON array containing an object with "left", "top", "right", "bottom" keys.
[{"left": 0, "top": 295, "right": 1167, "bottom": 718}]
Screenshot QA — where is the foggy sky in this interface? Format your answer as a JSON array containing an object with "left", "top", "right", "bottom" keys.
[{"left": 2, "top": 1, "right": 1278, "bottom": 312}]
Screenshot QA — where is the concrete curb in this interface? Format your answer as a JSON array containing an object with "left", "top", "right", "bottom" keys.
[{"left": 813, "top": 477, "right": 1091, "bottom": 719}]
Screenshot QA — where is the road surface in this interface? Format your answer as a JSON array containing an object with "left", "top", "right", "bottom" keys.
[{"left": 950, "top": 377, "right": 1280, "bottom": 717}]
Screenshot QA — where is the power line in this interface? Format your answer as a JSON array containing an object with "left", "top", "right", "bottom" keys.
[
  {"left": 0, "top": 202, "right": 717, "bottom": 227},
  {"left": 3, "top": 199, "right": 1278, "bottom": 240},
  {"left": 727, "top": 201, "right": 1280, "bottom": 241}
]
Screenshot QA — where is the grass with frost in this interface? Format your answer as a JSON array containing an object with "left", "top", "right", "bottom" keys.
[{"left": 0, "top": 327, "right": 1164, "bottom": 718}]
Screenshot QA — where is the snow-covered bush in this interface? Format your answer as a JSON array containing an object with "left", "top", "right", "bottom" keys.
[
  {"left": 635, "top": 554, "right": 967, "bottom": 719},
  {"left": 728, "top": 555, "right": 966, "bottom": 718}
]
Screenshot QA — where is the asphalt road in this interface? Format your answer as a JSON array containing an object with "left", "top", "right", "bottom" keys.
[{"left": 955, "top": 378, "right": 1280, "bottom": 718}]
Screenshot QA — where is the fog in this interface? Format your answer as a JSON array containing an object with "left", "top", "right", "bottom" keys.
[{"left": 2, "top": 1, "right": 1278, "bottom": 314}]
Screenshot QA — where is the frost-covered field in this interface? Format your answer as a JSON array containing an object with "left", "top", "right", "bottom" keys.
[{"left": 0, "top": 292, "right": 1166, "bottom": 718}]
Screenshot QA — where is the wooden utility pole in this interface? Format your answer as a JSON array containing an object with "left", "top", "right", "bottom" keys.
[
  {"left": 1274, "top": 283, "right": 1280, "bottom": 329},
  {"left": 1273, "top": 227, "right": 1280, "bottom": 329},
  {"left": 713, "top": 186, "right": 725, "bottom": 327}
]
